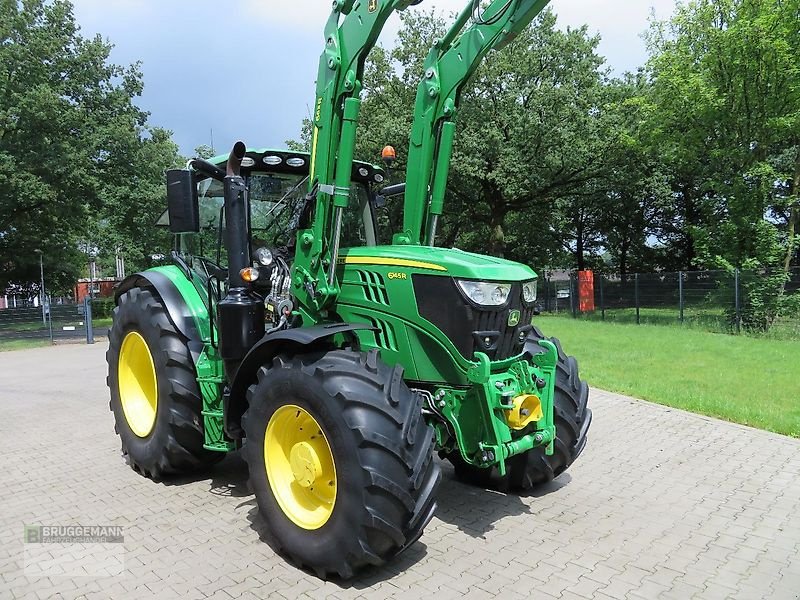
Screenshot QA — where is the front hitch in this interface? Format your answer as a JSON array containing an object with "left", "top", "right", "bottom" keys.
[{"left": 432, "top": 341, "right": 558, "bottom": 476}]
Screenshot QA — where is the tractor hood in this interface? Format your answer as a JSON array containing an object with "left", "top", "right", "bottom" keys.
[{"left": 339, "top": 245, "right": 537, "bottom": 282}]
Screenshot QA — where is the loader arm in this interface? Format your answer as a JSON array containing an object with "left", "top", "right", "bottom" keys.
[
  {"left": 294, "top": 0, "right": 421, "bottom": 314},
  {"left": 398, "top": 0, "right": 552, "bottom": 246}
]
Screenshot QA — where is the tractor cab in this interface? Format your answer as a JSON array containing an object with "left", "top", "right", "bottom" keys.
[
  {"left": 157, "top": 148, "right": 387, "bottom": 259},
  {"left": 158, "top": 148, "right": 391, "bottom": 327}
]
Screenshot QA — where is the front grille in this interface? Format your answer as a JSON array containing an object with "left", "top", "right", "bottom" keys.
[{"left": 413, "top": 275, "right": 535, "bottom": 361}]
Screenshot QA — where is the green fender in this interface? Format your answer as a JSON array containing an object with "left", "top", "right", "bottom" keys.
[
  {"left": 114, "top": 266, "right": 212, "bottom": 358},
  {"left": 225, "top": 322, "right": 373, "bottom": 439}
]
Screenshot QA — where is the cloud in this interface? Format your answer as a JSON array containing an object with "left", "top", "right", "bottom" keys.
[
  {"left": 238, "top": 0, "right": 677, "bottom": 72},
  {"left": 64, "top": 0, "right": 682, "bottom": 155},
  {"left": 70, "top": 0, "right": 157, "bottom": 23}
]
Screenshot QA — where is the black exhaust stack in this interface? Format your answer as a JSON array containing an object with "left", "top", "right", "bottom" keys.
[{"left": 217, "top": 141, "right": 265, "bottom": 380}]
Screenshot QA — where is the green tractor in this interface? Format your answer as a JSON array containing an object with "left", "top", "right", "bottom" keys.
[{"left": 107, "top": 0, "right": 590, "bottom": 578}]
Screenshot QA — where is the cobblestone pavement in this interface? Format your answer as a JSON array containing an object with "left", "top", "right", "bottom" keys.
[{"left": 1, "top": 343, "right": 799, "bottom": 599}]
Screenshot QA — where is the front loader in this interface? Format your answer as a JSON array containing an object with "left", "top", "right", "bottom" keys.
[{"left": 106, "top": 0, "right": 591, "bottom": 578}]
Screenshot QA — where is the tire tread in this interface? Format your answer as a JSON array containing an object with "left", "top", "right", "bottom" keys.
[{"left": 243, "top": 348, "right": 439, "bottom": 579}]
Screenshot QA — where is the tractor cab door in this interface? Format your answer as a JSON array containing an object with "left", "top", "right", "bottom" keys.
[{"left": 339, "top": 184, "right": 377, "bottom": 248}]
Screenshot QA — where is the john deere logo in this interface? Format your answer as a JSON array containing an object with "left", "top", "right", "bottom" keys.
[
  {"left": 368, "top": 0, "right": 378, "bottom": 12},
  {"left": 508, "top": 310, "right": 521, "bottom": 327}
]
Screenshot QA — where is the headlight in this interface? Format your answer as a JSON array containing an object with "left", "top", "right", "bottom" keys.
[
  {"left": 522, "top": 280, "right": 537, "bottom": 303},
  {"left": 254, "top": 247, "right": 274, "bottom": 267},
  {"left": 457, "top": 280, "right": 511, "bottom": 306}
]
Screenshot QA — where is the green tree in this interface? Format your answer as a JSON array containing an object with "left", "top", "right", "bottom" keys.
[
  {"left": 646, "top": 0, "right": 800, "bottom": 272},
  {"left": 194, "top": 144, "right": 215, "bottom": 159},
  {"left": 644, "top": 0, "right": 800, "bottom": 329},
  {"left": 0, "top": 0, "right": 180, "bottom": 294},
  {"left": 357, "top": 10, "right": 616, "bottom": 269},
  {"left": 89, "top": 128, "right": 182, "bottom": 278},
  {"left": 592, "top": 74, "right": 672, "bottom": 277}
]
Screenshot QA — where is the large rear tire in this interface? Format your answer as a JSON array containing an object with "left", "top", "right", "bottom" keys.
[
  {"left": 446, "top": 327, "right": 591, "bottom": 492},
  {"left": 243, "top": 349, "right": 440, "bottom": 579},
  {"left": 106, "top": 287, "right": 222, "bottom": 479}
]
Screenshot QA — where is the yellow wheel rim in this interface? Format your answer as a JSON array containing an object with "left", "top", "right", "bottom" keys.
[
  {"left": 118, "top": 331, "right": 158, "bottom": 438},
  {"left": 264, "top": 405, "right": 337, "bottom": 530}
]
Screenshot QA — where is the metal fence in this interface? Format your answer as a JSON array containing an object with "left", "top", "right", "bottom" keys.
[
  {"left": 0, "top": 297, "right": 109, "bottom": 348},
  {"left": 541, "top": 268, "right": 800, "bottom": 340}
]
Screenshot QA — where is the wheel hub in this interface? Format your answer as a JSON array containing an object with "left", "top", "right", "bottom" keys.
[
  {"left": 289, "top": 441, "right": 323, "bottom": 487},
  {"left": 264, "top": 405, "right": 337, "bottom": 530},
  {"left": 118, "top": 330, "right": 158, "bottom": 438}
]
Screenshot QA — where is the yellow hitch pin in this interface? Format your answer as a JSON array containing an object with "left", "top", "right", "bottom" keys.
[{"left": 505, "top": 394, "right": 543, "bottom": 430}]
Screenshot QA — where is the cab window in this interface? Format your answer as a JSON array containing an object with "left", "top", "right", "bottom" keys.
[{"left": 340, "top": 184, "right": 376, "bottom": 248}]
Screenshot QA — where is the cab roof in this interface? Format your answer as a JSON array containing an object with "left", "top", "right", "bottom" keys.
[{"left": 203, "top": 148, "right": 386, "bottom": 186}]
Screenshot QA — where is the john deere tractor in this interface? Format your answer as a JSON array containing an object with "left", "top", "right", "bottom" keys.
[{"left": 107, "top": 0, "right": 590, "bottom": 578}]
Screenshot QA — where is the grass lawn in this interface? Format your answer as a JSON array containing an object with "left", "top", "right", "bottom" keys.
[
  {"left": 0, "top": 338, "right": 51, "bottom": 352},
  {"left": 578, "top": 306, "right": 729, "bottom": 331},
  {"left": 572, "top": 306, "right": 800, "bottom": 341},
  {"left": 536, "top": 315, "right": 800, "bottom": 437},
  {"left": 0, "top": 319, "right": 49, "bottom": 332}
]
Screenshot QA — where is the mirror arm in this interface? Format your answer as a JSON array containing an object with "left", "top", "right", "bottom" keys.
[
  {"left": 189, "top": 158, "right": 227, "bottom": 182},
  {"left": 381, "top": 182, "right": 406, "bottom": 197}
]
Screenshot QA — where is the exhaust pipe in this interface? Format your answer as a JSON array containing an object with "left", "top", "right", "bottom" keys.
[
  {"left": 223, "top": 141, "right": 251, "bottom": 287},
  {"left": 217, "top": 141, "right": 265, "bottom": 381},
  {"left": 226, "top": 141, "right": 246, "bottom": 177}
]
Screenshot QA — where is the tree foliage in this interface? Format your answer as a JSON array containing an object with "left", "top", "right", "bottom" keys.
[
  {"left": 0, "top": 0, "right": 179, "bottom": 295},
  {"left": 3, "top": 0, "right": 798, "bottom": 335},
  {"left": 357, "top": 10, "right": 667, "bottom": 272},
  {"left": 352, "top": 0, "right": 799, "bottom": 291},
  {"left": 643, "top": 0, "right": 800, "bottom": 329},
  {"left": 645, "top": 0, "right": 800, "bottom": 272}
]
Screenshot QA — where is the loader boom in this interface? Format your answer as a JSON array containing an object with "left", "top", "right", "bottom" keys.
[
  {"left": 399, "top": 0, "right": 551, "bottom": 246},
  {"left": 295, "top": 0, "right": 420, "bottom": 314}
]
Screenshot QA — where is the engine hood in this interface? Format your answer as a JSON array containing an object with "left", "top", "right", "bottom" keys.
[{"left": 339, "top": 245, "right": 537, "bottom": 282}]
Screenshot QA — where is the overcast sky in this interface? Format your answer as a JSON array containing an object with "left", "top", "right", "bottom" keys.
[{"left": 70, "top": 0, "right": 677, "bottom": 157}]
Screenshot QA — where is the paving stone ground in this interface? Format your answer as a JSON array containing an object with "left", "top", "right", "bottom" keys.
[{"left": 1, "top": 343, "right": 798, "bottom": 599}]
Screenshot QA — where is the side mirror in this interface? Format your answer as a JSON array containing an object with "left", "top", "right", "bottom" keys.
[{"left": 166, "top": 169, "right": 200, "bottom": 233}]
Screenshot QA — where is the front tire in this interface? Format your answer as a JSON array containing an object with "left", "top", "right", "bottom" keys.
[
  {"left": 106, "top": 287, "right": 222, "bottom": 479},
  {"left": 243, "top": 349, "right": 440, "bottom": 579},
  {"left": 507, "top": 327, "right": 592, "bottom": 490}
]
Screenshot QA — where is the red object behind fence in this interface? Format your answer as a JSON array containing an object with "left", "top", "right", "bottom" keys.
[
  {"left": 74, "top": 278, "right": 118, "bottom": 303},
  {"left": 578, "top": 270, "right": 595, "bottom": 312}
]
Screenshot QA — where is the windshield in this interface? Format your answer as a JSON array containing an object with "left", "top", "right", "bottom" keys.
[
  {"left": 164, "top": 172, "right": 377, "bottom": 264},
  {"left": 249, "top": 173, "right": 311, "bottom": 246}
]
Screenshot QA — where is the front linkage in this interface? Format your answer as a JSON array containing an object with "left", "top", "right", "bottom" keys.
[{"left": 428, "top": 341, "right": 557, "bottom": 476}]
